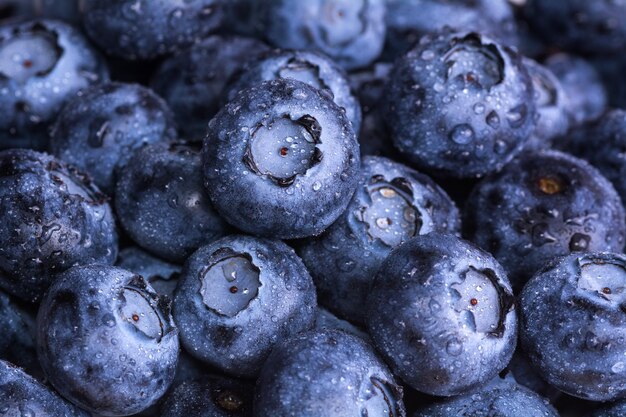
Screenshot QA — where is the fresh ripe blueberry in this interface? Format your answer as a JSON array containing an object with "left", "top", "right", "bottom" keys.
[
  {"left": 115, "top": 142, "right": 230, "bottom": 263},
  {"left": 367, "top": 234, "right": 517, "bottom": 396},
  {"left": 592, "top": 400, "right": 626, "bottom": 417},
  {"left": 384, "top": 0, "right": 517, "bottom": 61},
  {"left": 561, "top": 110, "right": 626, "bottom": 205},
  {"left": 0, "top": 359, "right": 88, "bottom": 416},
  {"left": 523, "top": 0, "right": 626, "bottom": 55},
  {"left": 225, "top": 49, "right": 362, "bottom": 134},
  {"left": 0, "top": 149, "right": 118, "bottom": 302},
  {"left": 413, "top": 379, "right": 558, "bottom": 417},
  {"left": 384, "top": 30, "right": 536, "bottom": 178},
  {"left": 202, "top": 78, "right": 360, "bottom": 239},
  {"left": 37, "top": 264, "right": 179, "bottom": 416},
  {"left": 116, "top": 247, "right": 181, "bottom": 299},
  {"left": 161, "top": 375, "right": 254, "bottom": 417},
  {"left": 81, "top": 0, "right": 225, "bottom": 61},
  {"left": 315, "top": 307, "right": 370, "bottom": 342},
  {"left": 545, "top": 53, "right": 607, "bottom": 126},
  {"left": 254, "top": 328, "right": 406, "bottom": 417},
  {"left": 253, "top": 0, "right": 386, "bottom": 70},
  {"left": 50, "top": 82, "right": 177, "bottom": 193},
  {"left": 522, "top": 57, "right": 569, "bottom": 150},
  {"left": 298, "top": 155, "right": 460, "bottom": 324},
  {"left": 464, "top": 150, "right": 626, "bottom": 290},
  {"left": 0, "top": 19, "right": 108, "bottom": 150},
  {"left": 173, "top": 235, "right": 317, "bottom": 378},
  {"left": 150, "top": 35, "right": 270, "bottom": 142},
  {"left": 521, "top": 252, "right": 626, "bottom": 401}
]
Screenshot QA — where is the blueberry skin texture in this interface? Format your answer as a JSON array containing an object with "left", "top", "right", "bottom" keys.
[
  {"left": 151, "top": 35, "right": 270, "bottom": 142},
  {"left": 161, "top": 375, "right": 254, "bottom": 417},
  {"left": 116, "top": 247, "right": 181, "bottom": 299},
  {"left": 562, "top": 110, "right": 626, "bottom": 205},
  {"left": 202, "top": 78, "right": 360, "bottom": 239},
  {"left": 545, "top": 53, "right": 607, "bottom": 126},
  {"left": 384, "top": 31, "right": 536, "bottom": 178},
  {"left": 524, "top": 0, "right": 626, "bottom": 55},
  {"left": 521, "top": 252, "right": 626, "bottom": 401},
  {"left": 50, "top": 82, "right": 177, "bottom": 193},
  {"left": 0, "top": 19, "right": 108, "bottom": 151},
  {"left": 592, "top": 400, "right": 626, "bottom": 417},
  {"left": 82, "top": 0, "right": 225, "bottom": 61},
  {"left": 115, "top": 142, "right": 230, "bottom": 263},
  {"left": 0, "top": 360, "right": 88, "bottom": 417},
  {"left": 254, "top": 328, "right": 406, "bottom": 417},
  {"left": 226, "top": 49, "right": 361, "bottom": 135},
  {"left": 464, "top": 150, "right": 626, "bottom": 290},
  {"left": 0, "top": 149, "right": 118, "bottom": 302},
  {"left": 367, "top": 234, "right": 517, "bottom": 396},
  {"left": 254, "top": 0, "right": 386, "bottom": 70},
  {"left": 413, "top": 380, "right": 558, "bottom": 417},
  {"left": 37, "top": 264, "right": 179, "bottom": 416},
  {"left": 173, "top": 235, "right": 317, "bottom": 378},
  {"left": 298, "top": 155, "right": 460, "bottom": 324}
]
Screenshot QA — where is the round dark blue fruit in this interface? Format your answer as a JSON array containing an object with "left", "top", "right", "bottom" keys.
[
  {"left": 37, "top": 264, "right": 179, "bottom": 416},
  {"left": 0, "top": 149, "right": 117, "bottom": 303},
  {"left": 367, "top": 234, "right": 517, "bottom": 396},
  {"left": 298, "top": 155, "right": 460, "bottom": 324}
]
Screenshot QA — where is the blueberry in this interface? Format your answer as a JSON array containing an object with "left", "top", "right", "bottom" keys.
[
  {"left": 150, "top": 35, "right": 270, "bottom": 142},
  {"left": 592, "top": 400, "right": 626, "bottom": 417},
  {"left": 298, "top": 155, "right": 460, "bottom": 324},
  {"left": 173, "top": 235, "right": 317, "bottom": 378},
  {"left": 202, "top": 78, "right": 360, "bottom": 239},
  {"left": 255, "top": 328, "right": 406, "bottom": 417},
  {"left": 81, "top": 0, "right": 225, "bottom": 60},
  {"left": 384, "top": 0, "right": 518, "bottom": 61},
  {"left": 0, "top": 359, "right": 88, "bottom": 416},
  {"left": 384, "top": 30, "right": 536, "bottom": 178},
  {"left": 523, "top": 0, "right": 626, "bottom": 55},
  {"left": 315, "top": 307, "right": 370, "bottom": 342},
  {"left": 367, "top": 233, "right": 517, "bottom": 396},
  {"left": 116, "top": 247, "right": 181, "bottom": 299},
  {"left": 0, "top": 19, "right": 108, "bottom": 150},
  {"left": 520, "top": 252, "right": 626, "bottom": 401},
  {"left": 115, "top": 142, "right": 230, "bottom": 263},
  {"left": 50, "top": 82, "right": 177, "bottom": 193},
  {"left": 37, "top": 264, "right": 179, "bottom": 416},
  {"left": 161, "top": 375, "right": 253, "bottom": 417},
  {"left": 413, "top": 379, "right": 558, "bottom": 417},
  {"left": 522, "top": 57, "right": 569, "bottom": 150},
  {"left": 544, "top": 53, "right": 607, "bottom": 126},
  {"left": 253, "top": 0, "right": 386, "bottom": 70},
  {"left": 0, "top": 149, "right": 118, "bottom": 302},
  {"left": 225, "top": 49, "right": 362, "bottom": 134},
  {"left": 464, "top": 150, "right": 626, "bottom": 290}
]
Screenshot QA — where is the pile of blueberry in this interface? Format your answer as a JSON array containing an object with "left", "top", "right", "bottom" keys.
[{"left": 1, "top": 1, "right": 626, "bottom": 416}]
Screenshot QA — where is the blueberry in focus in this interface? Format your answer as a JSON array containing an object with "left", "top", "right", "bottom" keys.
[
  {"left": 0, "top": 149, "right": 117, "bottom": 302},
  {"left": 521, "top": 252, "right": 626, "bottom": 401},
  {"left": 384, "top": 30, "right": 536, "bottom": 178},
  {"left": 81, "top": 0, "right": 225, "bottom": 61},
  {"left": 161, "top": 375, "right": 253, "bottom": 417},
  {"left": 115, "top": 141, "right": 230, "bottom": 263},
  {"left": 203, "top": 78, "right": 360, "bottom": 239},
  {"left": 116, "top": 247, "right": 181, "bottom": 299},
  {"left": 254, "top": 328, "right": 406, "bottom": 417},
  {"left": 0, "top": 359, "right": 88, "bottom": 417},
  {"left": 37, "top": 264, "right": 179, "bottom": 416},
  {"left": 298, "top": 155, "right": 460, "bottom": 324},
  {"left": 173, "top": 235, "right": 317, "bottom": 378},
  {"left": 464, "top": 150, "right": 626, "bottom": 290},
  {"left": 0, "top": 19, "right": 108, "bottom": 150},
  {"left": 254, "top": 0, "right": 386, "bottom": 70},
  {"left": 367, "top": 233, "right": 517, "bottom": 396},
  {"left": 150, "top": 35, "right": 270, "bottom": 142},
  {"left": 225, "top": 49, "right": 362, "bottom": 134},
  {"left": 50, "top": 82, "right": 177, "bottom": 193},
  {"left": 413, "top": 379, "right": 558, "bottom": 417}
]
